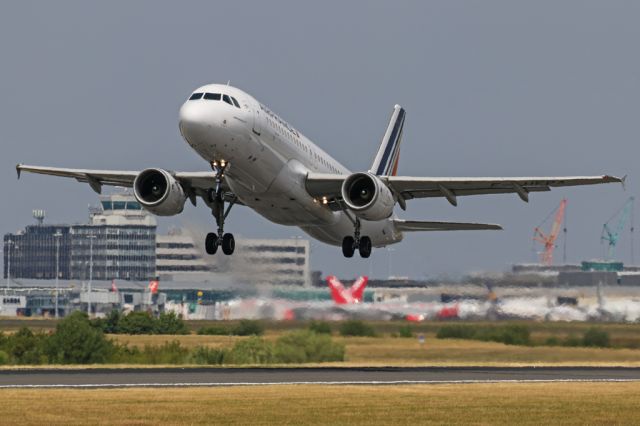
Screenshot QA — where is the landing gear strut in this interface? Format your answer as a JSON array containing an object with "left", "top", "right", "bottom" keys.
[
  {"left": 205, "top": 160, "right": 236, "bottom": 256},
  {"left": 341, "top": 216, "right": 372, "bottom": 259}
]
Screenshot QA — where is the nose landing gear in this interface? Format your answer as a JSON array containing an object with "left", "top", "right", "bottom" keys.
[
  {"left": 341, "top": 216, "right": 372, "bottom": 259},
  {"left": 205, "top": 160, "right": 236, "bottom": 256}
]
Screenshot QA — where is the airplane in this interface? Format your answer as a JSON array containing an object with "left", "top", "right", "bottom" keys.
[
  {"left": 16, "top": 83, "right": 623, "bottom": 258},
  {"left": 326, "top": 276, "right": 368, "bottom": 304}
]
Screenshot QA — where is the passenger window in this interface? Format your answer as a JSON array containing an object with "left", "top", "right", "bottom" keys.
[
  {"left": 189, "top": 93, "right": 203, "bottom": 100},
  {"left": 231, "top": 97, "right": 240, "bottom": 108},
  {"left": 223, "top": 95, "right": 233, "bottom": 106},
  {"left": 204, "top": 93, "right": 221, "bottom": 100}
]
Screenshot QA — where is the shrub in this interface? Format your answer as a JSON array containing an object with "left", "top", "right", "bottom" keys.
[
  {"left": 117, "top": 311, "right": 156, "bottom": 335},
  {"left": 45, "top": 311, "right": 115, "bottom": 364},
  {"left": 198, "top": 325, "right": 231, "bottom": 335},
  {"left": 155, "top": 312, "right": 189, "bottom": 335},
  {"left": 189, "top": 346, "right": 227, "bottom": 365},
  {"left": 232, "top": 320, "right": 264, "bottom": 336},
  {"left": 5, "top": 327, "right": 48, "bottom": 365},
  {"left": 142, "top": 341, "right": 190, "bottom": 364},
  {"left": 0, "top": 350, "right": 9, "bottom": 365},
  {"left": 436, "top": 325, "right": 477, "bottom": 340},
  {"left": 308, "top": 321, "right": 332, "bottom": 335},
  {"left": 583, "top": 327, "right": 610, "bottom": 348},
  {"left": 545, "top": 336, "right": 560, "bottom": 346},
  {"left": 476, "top": 325, "right": 530, "bottom": 346},
  {"left": 274, "top": 331, "right": 345, "bottom": 363},
  {"left": 563, "top": 335, "right": 582, "bottom": 347},
  {"left": 398, "top": 325, "right": 414, "bottom": 338},
  {"left": 227, "top": 337, "right": 274, "bottom": 364},
  {"left": 339, "top": 320, "right": 376, "bottom": 337},
  {"left": 91, "top": 310, "right": 121, "bottom": 334},
  {"left": 436, "top": 324, "right": 530, "bottom": 346}
]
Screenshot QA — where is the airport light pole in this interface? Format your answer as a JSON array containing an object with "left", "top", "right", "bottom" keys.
[
  {"left": 5, "top": 240, "right": 18, "bottom": 294},
  {"left": 54, "top": 231, "right": 62, "bottom": 319},
  {"left": 6, "top": 239, "right": 12, "bottom": 294},
  {"left": 87, "top": 234, "right": 96, "bottom": 316}
]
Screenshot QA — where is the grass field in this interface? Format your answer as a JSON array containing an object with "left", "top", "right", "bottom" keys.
[
  {"left": 108, "top": 332, "right": 640, "bottom": 367},
  {"left": 1, "top": 382, "right": 638, "bottom": 425},
  {"left": 3, "top": 318, "right": 640, "bottom": 367}
]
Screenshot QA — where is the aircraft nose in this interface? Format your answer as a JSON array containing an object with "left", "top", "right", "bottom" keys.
[
  {"left": 179, "top": 102, "right": 209, "bottom": 128},
  {"left": 179, "top": 102, "right": 210, "bottom": 143}
]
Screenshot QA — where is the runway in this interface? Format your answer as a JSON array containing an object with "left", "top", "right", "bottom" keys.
[{"left": 1, "top": 367, "right": 639, "bottom": 388}]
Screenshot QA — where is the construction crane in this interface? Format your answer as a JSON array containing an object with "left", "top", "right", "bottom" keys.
[
  {"left": 533, "top": 199, "right": 567, "bottom": 266},
  {"left": 601, "top": 197, "right": 634, "bottom": 261}
]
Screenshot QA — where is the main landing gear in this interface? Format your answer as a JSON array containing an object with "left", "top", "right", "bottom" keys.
[
  {"left": 205, "top": 160, "right": 236, "bottom": 256},
  {"left": 341, "top": 217, "right": 372, "bottom": 259}
]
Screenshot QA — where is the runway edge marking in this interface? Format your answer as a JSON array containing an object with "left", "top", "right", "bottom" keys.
[{"left": 1, "top": 379, "right": 639, "bottom": 389}]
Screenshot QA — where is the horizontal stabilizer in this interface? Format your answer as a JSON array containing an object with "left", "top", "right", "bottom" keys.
[{"left": 394, "top": 219, "right": 502, "bottom": 232}]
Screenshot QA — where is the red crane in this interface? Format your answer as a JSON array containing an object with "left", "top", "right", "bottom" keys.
[{"left": 533, "top": 199, "right": 567, "bottom": 265}]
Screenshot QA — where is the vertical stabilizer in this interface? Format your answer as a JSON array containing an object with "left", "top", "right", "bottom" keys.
[
  {"left": 349, "top": 276, "right": 368, "bottom": 302},
  {"left": 369, "top": 105, "right": 406, "bottom": 176},
  {"left": 326, "top": 276, "right": 350, "bottom": 304}
]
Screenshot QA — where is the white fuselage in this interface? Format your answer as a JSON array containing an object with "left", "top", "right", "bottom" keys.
[{"left": 178, "top": 84, "right": 402, "bottom": 247}]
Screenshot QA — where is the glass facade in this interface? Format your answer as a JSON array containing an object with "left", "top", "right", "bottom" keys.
[
  {"left": 3, "top": 226, "right": 71, "bottom": 280},
  {"left": 70, "top": 225, "right": 156, "bottom": 281},
  {"left": 4, "top": 224, "right": 156, "bottom": 281}
]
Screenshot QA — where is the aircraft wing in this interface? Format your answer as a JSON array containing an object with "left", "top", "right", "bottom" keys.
[
  {"left": 306, "top": 173, "right": 623, "bottom": 206},
  {"left": 393, "top": 219, "right": 502, "bottom": 232},
  {"left": 16, "top": 164, "right": 238, "bottom": 205}
]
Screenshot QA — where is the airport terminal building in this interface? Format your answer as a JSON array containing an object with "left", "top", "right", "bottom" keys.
[
  {"left": 3, "top": 193, "right": 312, "bottom": 287},
  {"left": 3, "top": 194, "right": 157, "bottom": 282}
]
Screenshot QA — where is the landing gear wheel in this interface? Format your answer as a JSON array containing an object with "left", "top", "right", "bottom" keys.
[
  {"left": 359, "top": 236, "right": 372, "bottom": 258},
  {"left": 342, "top": 236, "right": 356, "bottom": 258},
  {"left": 205, "top": 233, "right": 218, "bottom": 255},
  {"left": 221, "top": 233, "right": 235, "bottom": 255}
]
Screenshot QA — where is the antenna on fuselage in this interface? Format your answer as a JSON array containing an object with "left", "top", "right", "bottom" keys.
[{"left": 227, "top": 80, "right": 231, "bottom": 86}]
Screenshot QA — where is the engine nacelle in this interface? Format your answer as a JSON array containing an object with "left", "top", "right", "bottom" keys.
[
  {"left": 133, "top": 168, "right": 187, "bottom": 216},
  {"left": 341, "top": 172, "right": 395, "bottom": 221}
]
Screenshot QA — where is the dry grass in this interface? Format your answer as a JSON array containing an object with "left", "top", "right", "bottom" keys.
[
  {"left": 109, "top": 333, "right": 245, "bottom": 349},
  {"left": 338, "top": 335, "right": 640, "bottom": 366},
  {"left": 107, "top": 333, "right": 640, "bottom": 367},
  {"left": 0, "top": 382, "right": 638, "bottom": 425}
]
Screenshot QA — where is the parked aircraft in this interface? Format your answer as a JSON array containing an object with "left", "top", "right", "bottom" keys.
[{"left": 17, "top": 84, "right": 622, "bottom": 258}]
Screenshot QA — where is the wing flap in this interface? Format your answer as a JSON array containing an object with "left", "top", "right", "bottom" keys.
[{"left": 394, "top": 219, "right": 502, "bottom": 232}]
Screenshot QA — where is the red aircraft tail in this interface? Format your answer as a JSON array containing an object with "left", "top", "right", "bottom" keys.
[
  {"left": 326, "top": 276, "right": 368, "bottom": 304},
  {"left": 349, "top": 276, "right": 368, "bottom": 302},
  {"left": 326, "top": 276, "right": 350, "bottom": 304}
]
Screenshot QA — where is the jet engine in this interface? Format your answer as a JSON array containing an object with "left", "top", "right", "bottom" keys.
[
  {"left": 341, "top": 172, "right": 395, "bottom": 221},
  {"left": 133, "top": 168, "right": 187, "bottom": 216}
]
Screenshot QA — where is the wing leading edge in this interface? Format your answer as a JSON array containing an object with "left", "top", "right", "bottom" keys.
[
  {"left": 306, "top": 173, "right": 623, "bottom": 206},
  {"left": 15, "top": 164, "right": 239, "bottom": 206}
]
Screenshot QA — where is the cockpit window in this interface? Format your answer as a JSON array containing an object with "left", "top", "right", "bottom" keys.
[
  {"left": 189, "top": 92, "right": 203, "bottom": 100},
  {"left": 223, "top": 94, "right": 233, "bottom": 106},
  {"left": 231, "top": 96, "right": 240, "bottom": 108},
  {"left": 204, "top": 92, "right": 221, "bottom": 100}
]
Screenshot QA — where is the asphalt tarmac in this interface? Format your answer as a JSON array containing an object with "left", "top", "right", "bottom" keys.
[{"left": 1, "top": 367, "right": 639, "bottom": 388}]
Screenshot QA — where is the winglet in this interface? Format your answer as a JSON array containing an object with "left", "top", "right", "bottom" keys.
[
  {"left": 621, "top": 174, "right": 627, "bottom": 191},
  {"left": 16, "top": 164, "right": 22, "bottom": 179}
]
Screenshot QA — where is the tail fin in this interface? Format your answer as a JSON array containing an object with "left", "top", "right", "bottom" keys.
[
  {"left": 326, "top": 276, "right": 350, "bottom": 304},
  {"left": 369, "top": 105, "right": 406, "bottom": 177},
  {"left": 349, "top": 276, "right": 368, "bottom": 302}
]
